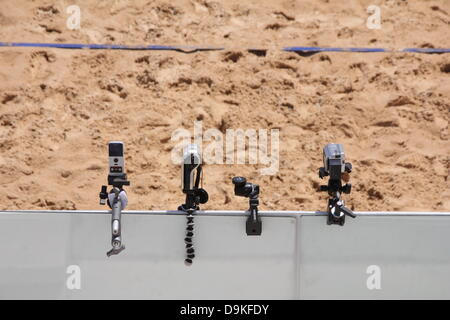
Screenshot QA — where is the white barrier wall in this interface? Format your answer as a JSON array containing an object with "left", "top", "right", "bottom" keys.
[
  {"left": 299, "top": 216, "right": 450, "bottom": 299},
  {"left": 0, "top": 211, "right": 449, "bottom": 299}
]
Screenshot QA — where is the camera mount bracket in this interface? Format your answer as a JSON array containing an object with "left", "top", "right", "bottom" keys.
[{"left": 232, "top": 176, "right": 261, "bottom": 236}]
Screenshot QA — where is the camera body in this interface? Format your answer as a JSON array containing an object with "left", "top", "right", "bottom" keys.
[
  {"left": 182, "top": 144, "right": 202, "bottom": 193},
  {"left": 109, "top": 141, "right": 125, "bottom": 176},
  {"left": 107, "top": 141, "right": 130, "bottom": 187},
  {"left": 319, "top": 143, "right": 352, "bottom": 181},
  {"left": 232, "top": 177, "right": 259, "bottom": 199},
  {"left": 180, "top": 144, "right": 208, "bottom": 208}
]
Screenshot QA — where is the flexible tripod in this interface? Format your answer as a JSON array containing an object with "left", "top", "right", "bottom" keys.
[{"left": 179, "top": 145, "right": 208, "bottom": 266}]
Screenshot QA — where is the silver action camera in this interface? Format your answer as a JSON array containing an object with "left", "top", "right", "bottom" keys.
[
  {"left": 320, "top": 143, "right": 351, "bottom": 181},
  {"left": 109, "top": 141, "right": 125, "bottom": 176}
]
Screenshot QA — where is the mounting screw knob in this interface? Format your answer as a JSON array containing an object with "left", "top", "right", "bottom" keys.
[
  {"left": 232, "top": 176, "right": 247, "bottom": 186},
  {"left": 195, "top": 188, "right": 209, "bottom": 204},
  {"left": 342, "top": 183, "right": 352, "bottom": 194},
  {"left": 345, "top": 162, "right": 352, "bottom": 173}
]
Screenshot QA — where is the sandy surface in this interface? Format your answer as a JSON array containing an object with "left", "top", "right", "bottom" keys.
[{"left": 0, "top": 0, "right": 449, "bottom": 212}]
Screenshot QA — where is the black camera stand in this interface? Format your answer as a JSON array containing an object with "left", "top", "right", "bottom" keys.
[
  {"left": 319, "top": 165, "right": 355, "bottom": 226},
  {"left": 232, "top": 177, "right": 261, "bottom": 235}
]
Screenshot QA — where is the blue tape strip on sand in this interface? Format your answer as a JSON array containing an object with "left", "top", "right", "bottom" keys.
[
  {"left": 0, "top": 42, "right": 449, "bottom": 54},
  {"left": 283, "top": 46, "right": 390, "bottom": 53},
  {"left": 283, "top": 46, "right": 450, "bottom": 53},
  {"left": 402, "top": 48, "right": 450, "bottom": 53},
  {"left": 0, "top": 42, "right": 224, "bottom": 52}
]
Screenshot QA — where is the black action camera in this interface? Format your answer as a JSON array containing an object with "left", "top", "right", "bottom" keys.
[{"left": 232, "top": 177, "right": 260, "bottom": 198}]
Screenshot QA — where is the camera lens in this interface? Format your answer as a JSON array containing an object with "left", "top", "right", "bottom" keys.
[{"left": 232, "top": 176, "right": 246, "bottom": 186}]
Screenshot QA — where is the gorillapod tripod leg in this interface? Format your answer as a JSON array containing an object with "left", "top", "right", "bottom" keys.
[
  {"left": 184, "top": 208, "right": 195, "bottom": 266},
  {"left": 178, "top": 203, "right": 196, "bottom": 266}
]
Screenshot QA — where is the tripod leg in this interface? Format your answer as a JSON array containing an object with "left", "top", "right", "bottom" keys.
[{"left": 184, "top": 208, "right": 195, "bottom": 266}]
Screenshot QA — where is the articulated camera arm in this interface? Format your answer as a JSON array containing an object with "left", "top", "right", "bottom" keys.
[
  {"left": 100, "top": 176, "right": 130, "bottom": 257},
  {"left": 107, "top": 186, "right": 126, "bottom": 257},
  {"left": 232, "top": 176, "right": 261, "bottom": 236}
]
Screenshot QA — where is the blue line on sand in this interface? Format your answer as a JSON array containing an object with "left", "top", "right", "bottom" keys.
[
  {"left": 0, "top": 42, "right": 224, "bottom": 52},
  {"left": 0, "top": 42, "right": 449, "bottom": 53}
]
